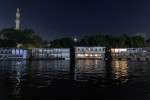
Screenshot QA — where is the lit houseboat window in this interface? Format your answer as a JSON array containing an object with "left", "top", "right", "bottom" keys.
[
  {"left": 118, "top": 49, "right": 127, "bottom": 52},
  {"left": 85, "top": 54, "right": 88, "bottom": 56},
  {"left": 115, "top": 49, "right": 119, "bottom": 53},
  {"left": 78, "top": 54, "right": 80, "bottom": 57},
  {"left": 111, "top": 49, "right": 115, "bottom": 52},
  {"left": 78, "top": 54, "right": 84, "bottom": 57},
  {"left": 113, "top": 49, "right": 127, "bottom": 53}
]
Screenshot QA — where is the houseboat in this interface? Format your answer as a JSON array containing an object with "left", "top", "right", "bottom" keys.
[
  {"left": 111, "top": 48, "right": 150, "bottom": 60},
  {"left": 0, "top": 48, "right": 32, "bottom": 60},
  {"left": 32, "top": 48, "right": 70, "bottom": 60},
  {"left": 74, "top": 46, "right": 106, "bottom": 60}
]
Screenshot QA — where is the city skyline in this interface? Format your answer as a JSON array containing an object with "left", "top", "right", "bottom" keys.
[{"left": 0, "top": 0, "right": 150, "bottom": 40}]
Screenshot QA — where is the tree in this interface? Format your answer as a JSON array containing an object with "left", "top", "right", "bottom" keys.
[
  {"left": 131, "top": 36, "right": 146, "bottom": 48},
  {"left": 119, "top": 33, "right": 131, "bottom": 48},
  {"left": 50, "top": 37, "right": 75, "bottom": 48}
]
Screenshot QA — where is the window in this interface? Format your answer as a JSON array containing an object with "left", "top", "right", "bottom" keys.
[
  {"left": 99, "top": 49, "right": 101, "bottom": 51},
  {"left": 103, "top": 48, "right": 105, "bottom": 51},
  {"left": 82, "top": 48, "right": 84, "bottom": 51},
  {"left": 77, "top": 48, "right": 80, "bottom": 51},
  {"left": 5, "top": 51, "right": 7, "bottom": 54},
  {"left": 0, "top": 51, "right": 3, "bottom": 54},
  {"left": 37, "top": 49, "right": 39, "bottom": 53},
  {"left": 86, "top": 48, "right": 89, "bottom": 51},
  {"left": 95, "top": 49, "right": 97, "bottom": 52},
  {"left": 90, "top": 48, "right": 93, "bottom": 51},
  {"left": 57, "top": 50, "right": 59, "bottom": 54},
  {"left": 9, "top": 51, "right": 12, "bottom": 54},
  {"left": 85, "top": 54, "right": 88, "bottom": 56}
]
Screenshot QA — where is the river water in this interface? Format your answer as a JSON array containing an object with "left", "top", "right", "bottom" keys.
[{"left": 0, "top": 60, "right": 150, "bottom": 100}]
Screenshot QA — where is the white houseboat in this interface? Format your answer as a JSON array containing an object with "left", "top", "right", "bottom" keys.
[
  {"left": 111, "top": 48, "right": 150, "bottom": 60},
  {"left": 32, "top": 48, "right": 70, "bottom": 60},
  {"left": 74, "top": 46, "right": 106, "bottom": 60},
  {"left": 0, "top": 48, "right": 32, "bottom": 60}
]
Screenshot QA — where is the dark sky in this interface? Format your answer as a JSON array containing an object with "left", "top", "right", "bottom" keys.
[{"left": 0, "top": 0, "right": 150, "bottom": 40}]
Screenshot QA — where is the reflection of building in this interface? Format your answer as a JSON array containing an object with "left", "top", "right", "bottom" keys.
[
  {"left": 135, "top": 33, "right": 146, "bottom": 39},
  {"left": 74, "top": 46, "right": 105, "bottom": 59},
  {"left": 0, "top": 48, "right": 31, "bottom": 60},
  {"left": 32, "top": 48, "right": 70, "bottom": 60},
  {"left": 111, "top": 48, "right": 150, "bottom": 60}
]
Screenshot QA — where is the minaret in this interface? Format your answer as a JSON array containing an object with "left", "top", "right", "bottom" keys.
[{"left": 15, "top": 8, "right": 20, "bottom": 30}]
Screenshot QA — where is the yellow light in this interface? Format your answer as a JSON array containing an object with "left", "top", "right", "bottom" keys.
[
  {"left": 85, "top": 54, "right": 88, "bottom": 56},
  {"left": 78, "top": 54, "right": 80, "bottom": 57},
  {"left": 115, "top": 49, "right": 118, "bottom": 53},
  {"left": 111, "top": 49, "right": 115, "bottom": 52},
  {"left": 119, "top": 49, "right": 127, "bottom": 52}
]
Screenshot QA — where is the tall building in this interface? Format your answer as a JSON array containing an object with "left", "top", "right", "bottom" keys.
[
  {"left": 135, "top": 33, "right": 146, "bottom": 39},
  {"left": 15, "top": 8, "right": 20, "bottom": 30}
]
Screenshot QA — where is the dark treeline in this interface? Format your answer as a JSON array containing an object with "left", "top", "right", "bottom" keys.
[
  {"left": 0, "top": 28, "right": 146, "bottom": 49},
  {"left": 50, "top": 34, "right": 146, "bottom": 48},
  {"left": 0, "top": 28, "right": 49, "bottom": 48}
]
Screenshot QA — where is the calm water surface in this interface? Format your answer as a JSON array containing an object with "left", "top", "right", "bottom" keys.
[{"left": 0, "top": 60, "right": 150, "bottom": 100}]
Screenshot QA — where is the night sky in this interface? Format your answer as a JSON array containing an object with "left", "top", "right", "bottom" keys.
[{"left": 0, "top": 0, "right": 150, "bottom": 40}]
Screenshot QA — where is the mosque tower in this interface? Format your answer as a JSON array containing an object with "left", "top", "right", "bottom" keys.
[{"left": 15, "top": 8, "right": 20, "bottom": 30}]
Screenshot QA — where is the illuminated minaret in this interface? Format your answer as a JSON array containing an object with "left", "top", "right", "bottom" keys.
[{"left": 15, "top": 8, "right": 20, "bottom": 30}]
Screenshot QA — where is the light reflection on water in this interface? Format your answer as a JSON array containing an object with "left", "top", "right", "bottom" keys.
[
  {"left": 0, "top": 60, "right": 150, "bottom": 99},
  {"left": 74, "top": 60, "right": 106, "bottom": 82},
  {"left": 111, "top": 61, "right": 128, "bottom": 83}
]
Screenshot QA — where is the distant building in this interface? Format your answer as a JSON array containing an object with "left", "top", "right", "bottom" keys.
[
  {"left": 74, "top": 46, "right": 106, "bottom": 59},
  {"left": 135, "top": 33, "right": 146, "bottom": 39},
  {"left": 146, "top": 39, "right": 150, "bottom": 47},
  {"left": 0, "top": 48, "right": 32, "bottom": 60},
  {"left": 32, "top": 48, "right": 70, "bottom": 60},
  {"left": 15, "top": 8, "right": 20, "bottom": 30}
]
